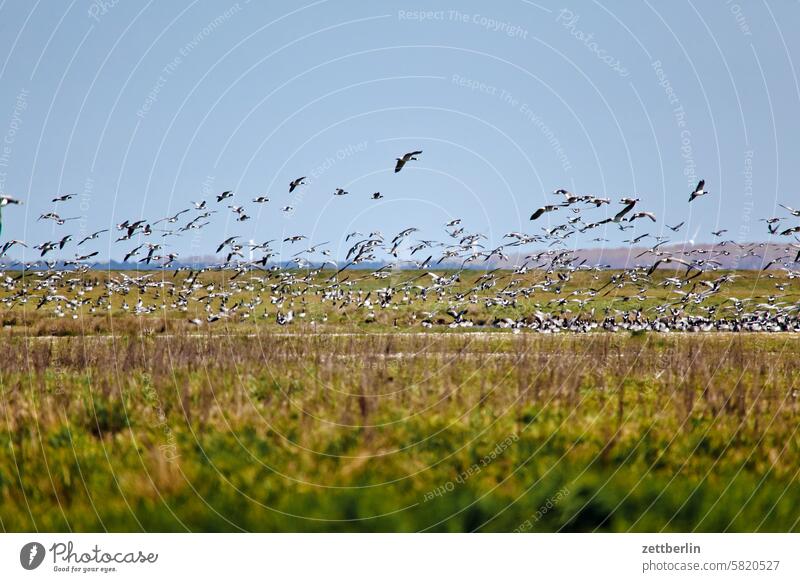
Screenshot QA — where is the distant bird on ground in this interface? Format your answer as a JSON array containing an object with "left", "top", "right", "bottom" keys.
[
  {"left": 394, "top": 150, "right": 422, "bottom": 173},
  {"left": 689, "top": 180, "right": 708, "bottom": 202}
]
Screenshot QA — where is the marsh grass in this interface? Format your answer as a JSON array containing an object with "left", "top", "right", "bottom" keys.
[{"left": 0, "top": 331, "right": 797, "bottom": 531}]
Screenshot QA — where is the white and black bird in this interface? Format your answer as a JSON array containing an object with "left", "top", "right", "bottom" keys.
[
  {"left": 628, "top": 211, "right": 657, "bottom": 223},
  {"left": 77, "top": 229, "right": 109, "bottom": 246},
  {"left": 689, "top": 180, "right": 708, "bottom": 202},
  {"left": 613, "top": 198, "right": 639, "bottom": 222},
  {"left": 216, "top": 236, "right": 240, "bottom": 253},
  {"left": 394, "top": 150, "right": 422, "bottom": 173},
  {"left": 530, "top": 205, "right": 562, "bottom": 220}
]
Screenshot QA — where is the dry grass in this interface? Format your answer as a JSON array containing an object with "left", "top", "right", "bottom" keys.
[{"left": 0, "top": 331, "right": 798, "bottom": 531}]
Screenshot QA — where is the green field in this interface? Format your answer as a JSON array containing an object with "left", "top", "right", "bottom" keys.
[{"left": 1, "top": 326, "right": 798, "bottom": 532}]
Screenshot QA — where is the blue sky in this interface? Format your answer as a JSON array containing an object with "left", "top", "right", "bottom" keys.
[{"left": 0, "top": 0, "right": 798, "bottom": 261}]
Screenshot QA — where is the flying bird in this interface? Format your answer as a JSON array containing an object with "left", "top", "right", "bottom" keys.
[
  {"left": 0, "top": 195, "right": 22, "bottom": 236},
  {"left": 530, "top": 205, "right": 563, "bottom": 220},
  {"left": 613, "top": 198, "right": 639, "bottom": 222},
  {"left": 394, "top": 150, "right": 422, "bottom": 173},
  {"left": 77, "top": 229, "right": 109, "bottom": 245},
  {"left": 628, "top": 211, "right": 657, "bottom": 223},
  {"left": 689, "top": 180, "right": 708, "bottom": 202}
]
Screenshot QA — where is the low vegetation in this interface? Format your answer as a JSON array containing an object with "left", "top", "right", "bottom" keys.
[{"left": 1, "top": 330, "right": 797, "bottom": 531}]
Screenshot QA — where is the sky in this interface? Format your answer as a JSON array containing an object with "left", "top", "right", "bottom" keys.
[{"left": 0, "top": 0, "right": 798, "bottom": 262}]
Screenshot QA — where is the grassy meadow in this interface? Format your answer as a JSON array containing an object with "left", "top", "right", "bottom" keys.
[{"left": 1, "top": 328, "right": 798, "bottom": 532}]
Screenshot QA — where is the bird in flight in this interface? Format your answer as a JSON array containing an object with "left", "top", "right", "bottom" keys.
[
  {"left": 0, "top": 195, "right": 22, "bottom": 236},
  {"left": 613, "top": 198, "right": 639, "bottom": 222},
  {"left": 38, "top": 212, "right": 79, "bottom": 226},
  {"left": 689, "top": 180, "right": 708, "bottom": 202},
  {"left": 0, "top": 239, "right": 26, "bottom": 256},
  {"left": 51, "top": 193, "right": 76, "bottom": 202},
  {"left": 666, "top": 221, "right": 685, "bottom": 232},
  {"left": 628, "top": 211, "right": 657, "bottom": 223},
  {"left": 530, "top": 205, "right": 563, "bottom": 220},
  {"left": 394, "top": 150, "right": 422, "bottom": 173},
  {"left": 289, "top": 177, "right": 306, "bottom": 193},
  {"left": 78, "top": 229, "right": 109, "bottom": 246}
]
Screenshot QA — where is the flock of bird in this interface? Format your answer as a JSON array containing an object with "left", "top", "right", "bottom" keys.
[{"left": 1, "top": 150, "right": 800, "bottom": 332}]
